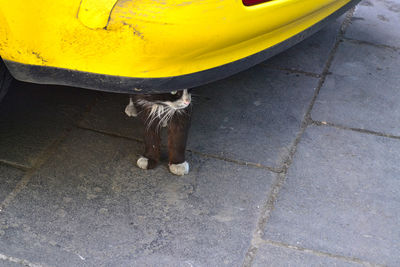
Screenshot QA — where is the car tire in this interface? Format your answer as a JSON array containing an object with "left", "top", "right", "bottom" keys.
[{"left": 0, "top": 59, "right": 13, "bottom": 103}]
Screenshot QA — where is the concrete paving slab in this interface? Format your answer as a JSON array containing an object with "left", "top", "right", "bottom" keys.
[
  {"left": 345, "top": 0, "right": 400, "bottom": 48},
  {"left": 252, "top": 243, "right": 363, "bottom": 267},
  {"left": 79, "top": 93, "right": 143, "bottom": 140},
  {"left": 263, "top": 125, "right": 400, "bottom": 266},
  {"left": 0, "top": 165, "right": 24, "bottom": 204},
  {"left": 312, "top": 40, "right": 400, "bottom": 135},
  {"left": 264, "top": 15, "right": 345, "bottom": 74},
  {"left": 0, "top": 129, "right": 276, "bottom": 267},
  {"left": 80, "top": 67, "right": 318, "bottom": 169},
  {"left": 189, "top": 67, "right": 317, "bottom": 168},
  {"left": 0, "top": 82, "right": 97, "bottom": 168}
]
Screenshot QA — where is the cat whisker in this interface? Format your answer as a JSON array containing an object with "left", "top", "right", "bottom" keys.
[{"left": 157, "top": 109, "right": 173, "bottom": 128}]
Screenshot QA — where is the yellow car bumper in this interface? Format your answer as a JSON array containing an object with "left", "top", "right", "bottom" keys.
[{"left": 0, "top": 0, "right": 359, "bottom": 93}]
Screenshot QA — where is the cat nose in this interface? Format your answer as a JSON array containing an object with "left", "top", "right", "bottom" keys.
[{"left": 184, "top": 99, "right": 191, "bottom": 105}]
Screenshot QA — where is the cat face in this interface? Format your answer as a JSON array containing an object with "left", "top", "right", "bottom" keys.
[
  {"left": 165, "top": 89, "right": 191, "bottom": 110},
  {"left": 133, "top": 89, "right": 192, "bottom": 129}
]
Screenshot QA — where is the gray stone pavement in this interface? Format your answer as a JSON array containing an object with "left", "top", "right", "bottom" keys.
[{"left": 0, "top": 1, "right": 399, "bottom": 266}]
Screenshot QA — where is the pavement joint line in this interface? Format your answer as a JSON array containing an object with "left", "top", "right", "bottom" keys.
[
  {"left": 242, "top": 8, "right": 357, "bottom": 267},
  {"left": 312, "top": 120, "right": 400, "bottom": 140},
  {"left": 0, "top": 159, "right": 30, "bottom": 171},
  {"left": 340, "top": 5, "right": 356, "bottom": 35},
  {"left": 76, "top": 125, "right": 284, "bottom": 173},
  {"left": 275, "top": 5, "right": 357, "bottom": 171},
  {"left": 76, "top": 124, "right": 144, "bottom": 143},
  {"left": 341, "top": 36, "right": 400, "bottom": 51},
  {"left": 187, "top": 149, "right": 283, "bottom": 173},
  {"left": 242, "top": 172, "right": 287, "bottom": 267},
  {"left": 261, "top": 239, "right": 386, "bottom": 267},
  {"left": 261, "top": 65, "right": 322, "bottom": 78},
  {"left": 0, "top": 252, "right": 48, "bottom": 267}
]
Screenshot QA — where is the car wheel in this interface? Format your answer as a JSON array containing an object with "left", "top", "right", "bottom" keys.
[{"left": 0, "top": 59, "right": 13, "bottom": 102}]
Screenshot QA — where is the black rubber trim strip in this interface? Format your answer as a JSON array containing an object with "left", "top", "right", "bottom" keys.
[{"left": 4, "top": 0, "right": 360, "bottom": 94}]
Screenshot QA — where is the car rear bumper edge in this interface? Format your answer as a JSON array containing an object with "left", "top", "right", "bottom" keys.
[{"left": 3, "top": 0, "right": 360, "bottom": 94}]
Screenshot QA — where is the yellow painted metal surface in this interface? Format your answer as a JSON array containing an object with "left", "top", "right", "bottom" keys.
[
  {"left": 0, "top": 0, "right": 352, "bottom": 78},
  {"left": 78, "top": 0, "right": 117, "bottom": 29}
]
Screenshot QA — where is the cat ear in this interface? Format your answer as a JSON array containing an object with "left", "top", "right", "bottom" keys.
[{"left": 170, "top": 90, "right": 177, "bottom": 95}]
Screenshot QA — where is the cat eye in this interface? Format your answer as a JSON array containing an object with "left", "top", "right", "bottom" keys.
[{"left": 170, "top": 90, "right": 177, "bottom": 95}]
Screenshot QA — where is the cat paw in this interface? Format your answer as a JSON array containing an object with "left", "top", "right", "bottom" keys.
[
  {"left": 125, "top": 98, "right": 137, "bottom": 117},
  {"left": 169, "top": 161, "right": 189, "bottom": 176},
  {"left": 137, "top": 156, "right": 149, "bottom": 169}
]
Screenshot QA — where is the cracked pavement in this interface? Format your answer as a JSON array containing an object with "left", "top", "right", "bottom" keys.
[{"left": 1, "top": 1, "right": 400, "bottom": 266}]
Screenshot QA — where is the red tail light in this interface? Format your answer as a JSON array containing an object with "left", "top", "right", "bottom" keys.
[{"left": 243, "top": 0, "right": 273, "bottom": 6}]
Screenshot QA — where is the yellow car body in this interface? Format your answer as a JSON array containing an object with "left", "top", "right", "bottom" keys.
[{"left": 0, "top": 0, "right": 359, "bottom": 93}]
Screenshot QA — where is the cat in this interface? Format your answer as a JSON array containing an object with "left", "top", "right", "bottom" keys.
[{"left": 125, "top": 89, "right": 192, "bottom": 176}]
